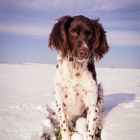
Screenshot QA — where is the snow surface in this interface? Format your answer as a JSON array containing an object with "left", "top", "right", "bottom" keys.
[{"left": 0, "top": 63, "right": 140, "bottom": 140}]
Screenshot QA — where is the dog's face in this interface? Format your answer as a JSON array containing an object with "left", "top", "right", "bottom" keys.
[
  {"left": 49, "top": 15, "right": 109, "bottom": 61},
  {"left": 68, "top": 16, "right": 95, "bottom": 61}
]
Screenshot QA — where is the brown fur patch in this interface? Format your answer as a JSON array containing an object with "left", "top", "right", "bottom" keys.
[{"left": 76, "top": 73, "right": 80, "bottom": 77}]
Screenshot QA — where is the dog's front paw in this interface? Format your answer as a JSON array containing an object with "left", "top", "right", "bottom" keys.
[
  {"left": 71, "top": 132, "right": 83, "bottom": 140},
  {"left": 61, "top": 131, "right": 71, "bottom": 140}
]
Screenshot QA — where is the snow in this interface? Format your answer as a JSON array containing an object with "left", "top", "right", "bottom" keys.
[{"left": 0, "top": 63, "right": 140, "bottom": 140}]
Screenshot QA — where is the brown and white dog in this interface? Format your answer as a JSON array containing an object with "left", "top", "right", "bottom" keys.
[{"left": 48, "top": 15, "right": 109, "bottom": 140}]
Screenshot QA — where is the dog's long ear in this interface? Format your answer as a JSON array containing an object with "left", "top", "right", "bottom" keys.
[
  {"left": 92, "top": 19, "right": 109, "bottom": 60},
  {"left": 48, "top": 16, "right": 73, "bottom": 56}
]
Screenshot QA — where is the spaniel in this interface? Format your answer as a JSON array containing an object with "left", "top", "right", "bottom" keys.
[{"left": 48, "top": 15, "right": 109, "bottom": 140}]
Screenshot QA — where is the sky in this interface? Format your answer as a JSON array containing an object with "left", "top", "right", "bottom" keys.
[{"left": 0, "top": 0, "right": 140, "bottom": 68}]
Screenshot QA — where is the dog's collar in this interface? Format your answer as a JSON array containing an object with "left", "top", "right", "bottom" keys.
[
  {"left": 68, "top": 55, "right": 88, "bottom": 63},
  {"left": 68, "top": 52, "right": 94, "bottom": 63}
]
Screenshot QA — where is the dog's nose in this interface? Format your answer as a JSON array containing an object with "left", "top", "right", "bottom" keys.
[{"left": 79, "top": 48, "right": 89, "bottom": 58}]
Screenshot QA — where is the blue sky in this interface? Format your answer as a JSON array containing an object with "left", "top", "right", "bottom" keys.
[{"left": 0, "top": 0, "right": 140, "bottom": 68}]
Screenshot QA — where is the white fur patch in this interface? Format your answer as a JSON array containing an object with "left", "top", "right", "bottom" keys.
[{"left": 55, "top": 55, "right": 98, "bottom": 122}]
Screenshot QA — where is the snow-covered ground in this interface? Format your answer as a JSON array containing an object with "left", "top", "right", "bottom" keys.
[{"left": 0, "top": 63, "right": 140, "bottom": 140}]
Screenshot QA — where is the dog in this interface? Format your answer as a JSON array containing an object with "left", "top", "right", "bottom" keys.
[{"left": 48, "top": 15, "right": 109, "bottom": 140}]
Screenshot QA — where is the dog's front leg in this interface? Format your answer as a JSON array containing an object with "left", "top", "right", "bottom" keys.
[
  {"left": 55, "top": 84, "right": 71, "bottom": 140},
  {"left": 85, "top": 92, "right": 98, "bottom": 140},
  {"left": 87, "top": 105, "right": 99, "bottom": 140}
]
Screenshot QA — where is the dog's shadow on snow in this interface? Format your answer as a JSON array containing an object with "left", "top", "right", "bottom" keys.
[{"left": 103, "top": 93, "right": 135, "bottom": 118}]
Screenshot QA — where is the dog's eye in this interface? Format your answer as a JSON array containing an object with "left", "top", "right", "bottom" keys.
[
  {"left": 84, "top": 30, "right": 92, "bottom": 37},
  {"left": 70, "top": 28, "right": 79, "bottom": 37},
  {"left": 74, "top": 28, "right": 79, "bottom": 34}
]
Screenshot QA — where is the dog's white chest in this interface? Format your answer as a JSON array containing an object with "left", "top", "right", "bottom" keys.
[{"left": 55, "top": 58, "right": 97, "bottom": 121}]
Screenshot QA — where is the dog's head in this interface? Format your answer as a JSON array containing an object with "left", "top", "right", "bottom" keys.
[{"left": 49, "top": 15, "right": 109, "bottom": 62}]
